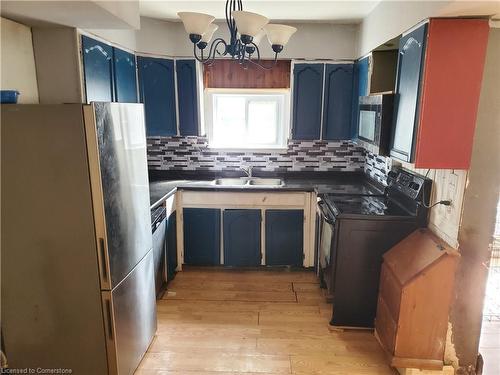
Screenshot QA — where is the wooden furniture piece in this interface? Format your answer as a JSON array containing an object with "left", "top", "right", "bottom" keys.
[{"left": 375, "top": 229, "right": 459, "bottom": 370}]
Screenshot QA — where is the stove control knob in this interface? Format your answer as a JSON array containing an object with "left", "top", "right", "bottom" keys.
[{"left": 409, "top": 182, "right": 420, "bottom": 191}]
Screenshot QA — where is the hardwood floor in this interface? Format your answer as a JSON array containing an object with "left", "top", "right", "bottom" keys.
[{"left": 136, "top": 268, "right": 396, "bottom": 375}]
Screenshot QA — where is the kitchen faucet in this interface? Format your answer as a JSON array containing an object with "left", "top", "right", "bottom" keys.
[{"left": 241, "top": 166, "right": 253, "bottom": 178}]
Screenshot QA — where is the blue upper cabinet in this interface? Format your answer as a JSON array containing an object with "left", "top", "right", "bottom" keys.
[
  {"left": 356, "top": 56, "right": 370, "bottom": 97},
  {"left": 137, "top": 56, "right": 177, "bottom": 137},
  {"left": 176, "top": 60, "right": 199, "bottom": 136},
  {"left": 223, "top": 210, "right": 261, "bottom": 267},
  {"left": 390, "top": 23, "right": 428, "bottom": 162},
  {"left": 82, "top": 35, "right": 114, "bottom": 103},
  {"left": 292, "top": 63, "right": 324, "bottom": 140},
  {"left": 322, "top": 64, "right": 354, "bottom": 140},
  {"left": 113, "top": 48, "right": 138, "bottom": 103}
]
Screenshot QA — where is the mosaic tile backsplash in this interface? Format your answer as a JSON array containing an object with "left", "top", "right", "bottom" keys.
[
  {"left": 147, "top": 136, "right": 365, "bottom": 172},
  {"left": 364, "top": 150, "right": 392, "bottom": 186}
]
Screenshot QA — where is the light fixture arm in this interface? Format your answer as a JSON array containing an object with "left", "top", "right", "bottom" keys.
[{"left": 184, "top": 0, "right": 293, "bottom": 69}]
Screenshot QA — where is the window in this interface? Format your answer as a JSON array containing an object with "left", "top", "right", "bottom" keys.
[{"left": 204, "top": 90, "right": 289, "bottom": 149}]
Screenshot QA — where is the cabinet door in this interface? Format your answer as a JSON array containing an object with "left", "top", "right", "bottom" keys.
[
  {"left": 82, "top": 35, "right": 113, "bottom": 103},
  {"left": 265, "top": 210, "right": 304, "bottom": 266},
  {"left": 166, "top": 212, "right": 177, "bottom": 280},
  {"left": 183, "top": 208, "right": 220, "bottom": 265},
  {"left": 356, "top": 56, "right": 370, "bottom": 97},
  {"left": 176, "top": 60, "right": 199, "bottom": 136},
  {"left": 223, "top": 209, "right": 261, "bottom": 266},
  {"left": 137, "top": 56, "right": 177, "bottom": 136},
  {"left": 390, "top": 23, "right": 428, "bottom": 162},
  {"left": 292, "top": 63, "right": 324, "bottom": 140},
  {"left": 113, "top": 47, "right": 138, "bottom": 103},
  {"left": 322, "top": 64, "right": 354, "bottom": 140}
]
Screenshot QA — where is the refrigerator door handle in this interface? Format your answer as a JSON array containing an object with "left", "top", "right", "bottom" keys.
[
  {"left": 98, "top": 237, "right": 109, "bottom": 284},
  {"left": 105, "top": 298, "right": 114, "bottom": 340},
  {"left": 101, "top": 292, "right": 118, "bottom": 375}
]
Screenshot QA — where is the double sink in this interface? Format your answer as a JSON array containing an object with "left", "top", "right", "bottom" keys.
[{"left": 212, "top": 177, "right": 283, "bottom": 187}]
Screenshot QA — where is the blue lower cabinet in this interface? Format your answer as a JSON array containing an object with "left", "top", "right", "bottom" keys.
[
  {"left": 183, "top": 208, "right": 221, "bottom": 265},
  {"left": 265, "top": 210, "right": 304, "bottom": 266},
  {"left": 166, "top": 212, "right": 177, "bottom": 280},
  {"left": 223, "top": 209, "right": 261, "bottom": 267}
]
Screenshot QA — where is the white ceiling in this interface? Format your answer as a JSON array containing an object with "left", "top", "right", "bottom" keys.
[{"left": 139, "top": 0, "right": 381, "bottom": 23}]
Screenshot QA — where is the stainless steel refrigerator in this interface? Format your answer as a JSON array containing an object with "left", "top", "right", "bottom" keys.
[{"left": 1, "top": 103, "right": 157, "bottom": 374}]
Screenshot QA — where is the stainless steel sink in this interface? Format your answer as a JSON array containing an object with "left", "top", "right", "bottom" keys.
[
  {"left": 213, "top": 178, "right": 248, "bottom": 186},
  {"left": 212, "top": 177, "right": 283, "bottom": 187},
  {"left": 248, "top": 178, "right": 283, "bottom": 186}
]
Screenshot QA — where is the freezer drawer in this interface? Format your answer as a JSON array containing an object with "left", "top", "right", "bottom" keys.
[{"left": 102, "top": 250, "right": 157, "bottom": 375}]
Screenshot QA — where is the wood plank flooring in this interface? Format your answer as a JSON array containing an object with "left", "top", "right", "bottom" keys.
[{"left": 136, "top": 268, "right": 396, "bottom": 375}]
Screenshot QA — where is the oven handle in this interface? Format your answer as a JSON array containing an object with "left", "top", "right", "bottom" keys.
[{"left": 318, "top": 200, "right": 336, "bottom": 225}]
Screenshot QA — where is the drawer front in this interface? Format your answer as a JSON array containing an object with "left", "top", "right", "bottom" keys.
[
  {"left": 181, "top": 191, "right": 308, "bottom": 208},
  {"left": 379, "top": 264, "right": 402, "bottom": 321},
  {"left": 375, "top": 296, "right": 397, "bottom": 354}
]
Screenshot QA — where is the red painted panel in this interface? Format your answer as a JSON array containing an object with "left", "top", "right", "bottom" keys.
[{"left": 415, "top": 19, "right": 489, "bottom": 169}]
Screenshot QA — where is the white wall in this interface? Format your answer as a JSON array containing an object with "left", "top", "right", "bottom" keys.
[
  {"left": 358, "top": 0, "right": 451, "bottom": 56},
  {"left": 132, "top": 17, "right": 359, "bottom": 60},
  {"left": 93, "top": 0, "right": 140, "bottom": 29},
  {"left": 172, "top": 20, "right": 359, "bottom": 60},
  {"left": 0, "top": 17, "right": 39, "bottom": 103}
]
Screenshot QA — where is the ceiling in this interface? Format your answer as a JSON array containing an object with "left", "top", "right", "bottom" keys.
[{"left": 139, "top": 0, "right": 381, "bottom": 23}]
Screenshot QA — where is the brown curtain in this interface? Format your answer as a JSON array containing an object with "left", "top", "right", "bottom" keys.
[{"left": 203, "top": 59, "right": 291, "bottom": 89}]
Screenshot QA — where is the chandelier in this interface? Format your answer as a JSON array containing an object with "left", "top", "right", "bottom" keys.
[{"left": 178, "top": 0, "right": 297, "bottom": 69}]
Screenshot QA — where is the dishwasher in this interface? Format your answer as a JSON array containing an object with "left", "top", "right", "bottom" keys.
[{"left": 151, "top": 205, "right": 168, "bottom": 298}]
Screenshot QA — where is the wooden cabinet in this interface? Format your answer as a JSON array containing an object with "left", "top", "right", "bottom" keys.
[
  {"left": 179, "top": 191, "right": 314, "bottom": 267},
  {"left": 137, "top": 56, "right": 177, "bottom": 136},
  {"left": 355, "top": 56, "right": 370, "bottom": 98},
  {"left": 82, "top": 35, "right": 114, "bottom": 103},
  {"left": 390, "top": 23, "right": 428, "bottom": 163},
  {"left": 176, "top": 59, "right": 200, "bottom": 136},
  {"left": 375, "top": 229, "right": 459, "bottom": 370},
  {"left": 390, "top": 19, "right": 489, "bottom": 168},
  {"left": 223, "top": 209, "right": 261, "bottom": 266},
  {"left": 322, "top": 64, "right": 354, "bottom": 140},
  {"left": 292, "top": 62, "right": 356, "bottom": 141},
  {"left": 183, "top": 208, "right": 221, "bottom": 265},
  {"left": 292, "top": 63, "right": 324, "bottom": 140},
  {"left": 113, "top": 48, "right": 138, "bottom": 103},
  {"left": 265, "top": 209, "right": 304, "bottom": 266},
  {"left": 82, "top": 36, "right": 138, "bottom": 104}
]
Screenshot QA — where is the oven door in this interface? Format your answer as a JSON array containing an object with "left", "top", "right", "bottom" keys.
[{"left": 317, "top": 200, "right": 337, "bottom": 299}]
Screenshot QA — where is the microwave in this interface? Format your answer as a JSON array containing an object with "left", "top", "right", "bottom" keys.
[{"left": 358, "top": 93, "right": 395, "bottom": 156}]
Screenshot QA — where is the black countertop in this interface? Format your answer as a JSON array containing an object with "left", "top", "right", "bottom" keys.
[{"left": 149, "top": 172, "right": 385, "bottom": 210}]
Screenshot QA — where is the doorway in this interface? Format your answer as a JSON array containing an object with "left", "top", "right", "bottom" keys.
[{"left": 479, "top": 196, "right": 500, "bottom": 375}]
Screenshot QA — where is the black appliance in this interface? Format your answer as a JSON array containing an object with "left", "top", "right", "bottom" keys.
[
  {"left": 318, "top": 167, "right": 431, "bottom": 328},
  {"left": 151, "top": 205, "right": 167, "bottom": 297},
  {"left": 358, "top": 93, "right": 394, "bottom": 155}
]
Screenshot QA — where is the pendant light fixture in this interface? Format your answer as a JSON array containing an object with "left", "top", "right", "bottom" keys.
[{"left": 178, "top": 0, "right": 297, "bottom": 69}]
